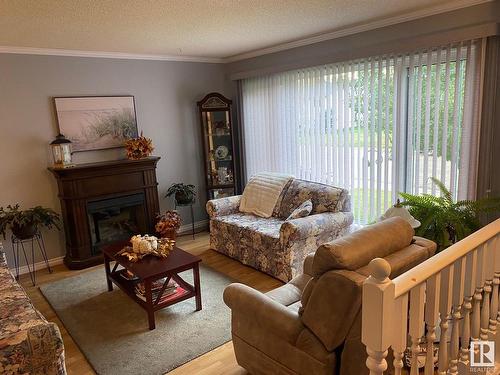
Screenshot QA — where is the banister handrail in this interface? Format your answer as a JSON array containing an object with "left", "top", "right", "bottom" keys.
[{"left": 393, "top": 218, "right": 500, "bottom": 297}]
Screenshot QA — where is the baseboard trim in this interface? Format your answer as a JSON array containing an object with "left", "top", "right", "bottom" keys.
[
  {"left": 9, "top": 220, "right": 209, "bottom": 275},
  {"left": 10, "top": 255, "right": 65, "bottom": 276},
  {"left": 177, "top": 219, "right": 209, "bottom": 235}
]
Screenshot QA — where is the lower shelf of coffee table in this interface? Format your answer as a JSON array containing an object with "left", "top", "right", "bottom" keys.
[{"left": 108, "top": 269, "right": 196, "bottom": 312}]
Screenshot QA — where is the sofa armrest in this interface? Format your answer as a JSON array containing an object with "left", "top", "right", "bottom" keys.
[
  {"left": 223, "top": 283, "right": 303, "bottom": 344},
  {"left": 280, "top": 211, "right": 354, "bottom": 243},
  {"left": 206, "top": 195, "right": 242, "bottom": 219},
  {"left": 0, "top": 321, "right": 66, "bottom": 374},
  {"left": 303, "top": 253, "right": 315, "bottom": 277}
]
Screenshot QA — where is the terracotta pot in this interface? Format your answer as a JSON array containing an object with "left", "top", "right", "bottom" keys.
[
  {"left": 161, "top": 228, "right": 177, "bottom": 241},
  {"left": 12, "top": 222, "right": 37, "bottom": 240}
]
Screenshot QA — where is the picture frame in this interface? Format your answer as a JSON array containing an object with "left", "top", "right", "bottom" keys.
[{"left": 53, "top": 95, "right": 138, "bottom": 152}]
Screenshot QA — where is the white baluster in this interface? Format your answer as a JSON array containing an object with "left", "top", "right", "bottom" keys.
[
  {"left": 459, "top": 250, "right": 477, "bottom": 370},
  {"left": 362, "top": 258, "right": 394, "bottom": 375},
  {"left": 392, "top": 294, "right": 408, "bottom": 375},
  {"left": 409, "top": 283, "right": 425, "bottom": 375},
  {"left": 424, "top": 273, "right": 440, "bottom": 375},
  {"left": 494, "top": 235, "right": 500, "bottom": 363},
  {"left": 449, "top": 258, "right": 465, "bottom": 374},
  {"left": 481, "top": 240, "right": 493, "bottom": 341},
  {"left": 489, "top": 236, "right": 499, "bottom": 337},
  {"left": 472, "top": 244, "right": 485, "bottom": 347},
  {"left": 438, "top": 265, "right": 454, "bottom": 375},
  {"left": 366, "top": 348, "right": 388, "bottom": 375}
]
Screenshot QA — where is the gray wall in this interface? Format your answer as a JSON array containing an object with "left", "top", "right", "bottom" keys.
[
  {"left": 226, "top": 0, "right": 500, "bottom": 80},
  {"left": 0, "top": 54, "right": 229, "bottom": 267}
]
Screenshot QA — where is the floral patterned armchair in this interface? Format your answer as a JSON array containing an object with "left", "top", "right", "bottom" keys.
[
  {"left": 0, "top": 247, "right": 66, "bottom": 374},
  {"left": 207, "top": 179, "right": 353, "bottom": 282}
]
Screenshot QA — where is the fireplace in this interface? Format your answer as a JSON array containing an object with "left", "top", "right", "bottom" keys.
[
  {"left": 49, "top": 157, "right": 160, "bottom": 269},
  {"left": 87, "top": 193, "right": 147, "bottom": 255}
]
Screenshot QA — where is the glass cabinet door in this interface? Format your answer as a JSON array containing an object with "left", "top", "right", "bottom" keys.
[
  {"left": 198, "top": 93, "right": 237, "bottom": 200},
  {"left": 202, "top": 110, "right": 234, "bottom": 186}
]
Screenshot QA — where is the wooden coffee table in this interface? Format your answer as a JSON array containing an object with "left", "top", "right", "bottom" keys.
[{"left": 103, "top": 242, "right": 202, "bottom": 330}]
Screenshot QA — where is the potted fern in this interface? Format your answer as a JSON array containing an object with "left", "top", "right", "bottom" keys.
[
  {"left": 400, "top": 178, "right": 500, "bottom": 252},
  {"left": 166, "top": 183, "right": 196, "bottom": 205},
  {"left": 0, "top": 204, "right": 61, "bottom": 240}
]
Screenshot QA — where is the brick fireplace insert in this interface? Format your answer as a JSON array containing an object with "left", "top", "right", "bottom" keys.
[{"left": 49, "top": 157, "right": 160, "bottom": 269}]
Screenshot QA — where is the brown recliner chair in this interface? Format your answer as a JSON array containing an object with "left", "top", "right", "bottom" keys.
[{"left": 223, "top": 217, "right": 436, "bottom": 375}]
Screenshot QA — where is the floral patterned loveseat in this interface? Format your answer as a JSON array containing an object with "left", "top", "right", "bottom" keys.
[
  {"left": 207, "top": 179, "right": 353, "bottom": 282},
  {"left": 0, "top": 247, "right": 66, "bottom": 374}
]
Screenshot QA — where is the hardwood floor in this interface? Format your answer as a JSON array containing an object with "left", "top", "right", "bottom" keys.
[{"left": 19, "top": 232, "right": 283, "bottom": 375}]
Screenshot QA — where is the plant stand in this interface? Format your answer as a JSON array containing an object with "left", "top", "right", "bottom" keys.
[
  {"left": 174, "top": 200, "right": 195, "bottom": 239},
  {"left": 11, "top": 231, "right": 52, "bottom": 285}
]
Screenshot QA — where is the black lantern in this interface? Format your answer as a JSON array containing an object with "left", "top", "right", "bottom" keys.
[{"left": 50, "top": 134, "right": 74, "bottom": 168}]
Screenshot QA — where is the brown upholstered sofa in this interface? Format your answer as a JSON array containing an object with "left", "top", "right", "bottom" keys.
[
  {"left": 0, "top": 247, "right": 66, "bottom": 374},
  {"left": 223, "top": 217, "right": 436, "bottom": 375}
]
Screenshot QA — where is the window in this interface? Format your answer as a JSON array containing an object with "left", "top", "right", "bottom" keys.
[{"left": 242, "top": 40, "right": 482, "bottom": 224}]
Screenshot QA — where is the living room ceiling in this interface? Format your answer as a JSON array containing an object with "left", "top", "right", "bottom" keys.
[{"left": 0, "top": 0, "right": 488, "bottom": 62}]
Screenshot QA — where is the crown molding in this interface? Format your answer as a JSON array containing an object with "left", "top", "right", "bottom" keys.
[
  {"left": 0, "top": 0, "right": 493, "bottom": 64},
  {"left": 224, "top": 0, "right": 493, "bottom": 63},
  {"left": 0, "top": 46, "right": 225, "bottom": 63}
]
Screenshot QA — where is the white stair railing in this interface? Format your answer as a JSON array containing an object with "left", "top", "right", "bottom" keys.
[{"left": 362, "top": 219, "right": 500, "bottom": 375}]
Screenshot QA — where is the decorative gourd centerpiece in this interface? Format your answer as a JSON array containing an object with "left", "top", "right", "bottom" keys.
[{"left": 118, "top": 234, "right": 175, "bottom": 262}]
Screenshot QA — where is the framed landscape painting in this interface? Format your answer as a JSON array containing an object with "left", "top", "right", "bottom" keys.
[{"left": 54, "top": 96, "right": 138, "bottom": 152}]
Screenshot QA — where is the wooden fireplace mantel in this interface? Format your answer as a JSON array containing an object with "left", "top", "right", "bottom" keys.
[{"left": 49, "top": 156, "right": 161, "bottom": 269}]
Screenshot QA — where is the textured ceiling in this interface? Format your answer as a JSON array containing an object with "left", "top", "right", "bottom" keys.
[{"left": 0, "top": 0, "right": 484, "bottom": 60}]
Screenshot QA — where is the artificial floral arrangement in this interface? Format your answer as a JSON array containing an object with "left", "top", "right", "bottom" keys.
[
  {"left": 166, "top": 183, "right": 196, "bottom": 204},
  {"left": 124, "top": 131, "right": 154, "bottom": 160},
  {"left": 155, "top": 210, "right": 182, "bottom": 239},
  {"left": 400, "top": 177, "right": 500, "bottom": 251},
  {"left": 0, "top": 204, "right": 60, "bottom": 240},
  {"left": 117, "top": 234, "right": 175, "bottom": 262}
]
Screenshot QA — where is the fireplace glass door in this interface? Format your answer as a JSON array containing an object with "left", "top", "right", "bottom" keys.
[{"left": 87, "top": 193, "right": 147, "bottom": 254}]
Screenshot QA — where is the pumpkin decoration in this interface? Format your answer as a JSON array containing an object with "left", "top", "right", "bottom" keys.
[{"left": 117, "top": 234, "right": 175, "bottom": 262}]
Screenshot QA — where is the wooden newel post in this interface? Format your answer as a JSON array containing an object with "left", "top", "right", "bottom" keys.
[{"left": 362, "top": 258, "right": 395, "bottom": 375}]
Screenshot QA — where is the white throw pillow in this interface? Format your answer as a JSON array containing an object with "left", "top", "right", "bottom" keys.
[
  {"left": 286, "top": 199, "right": 313, "bottom": 221},
  {"left": 239, "top": 172, "right": 294, "bottom": 218}
]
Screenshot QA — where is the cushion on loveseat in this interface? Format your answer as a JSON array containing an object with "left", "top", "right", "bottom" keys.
[
  {"left": 213, "top": 212, "right": 284, "bottom": 239},
  {"left": 278, "top": 179, "right": 349, "bottom": 219}
]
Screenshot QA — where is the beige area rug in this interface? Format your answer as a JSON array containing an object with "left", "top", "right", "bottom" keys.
[{"left": 40, "top": 264, "right": 233, "bottom": 375}]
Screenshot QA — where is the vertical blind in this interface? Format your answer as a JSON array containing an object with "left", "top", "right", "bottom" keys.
[{"left": 242, "top": 40, "right": 483, "bottom": 224}]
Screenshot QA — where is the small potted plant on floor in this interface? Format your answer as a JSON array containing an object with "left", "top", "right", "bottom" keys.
[
  {"left": 166, "top": 183, "right": 196, "bottom": 205},
  {"left": 0, "top": 204, "right": 61, "bottom": 240}
]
